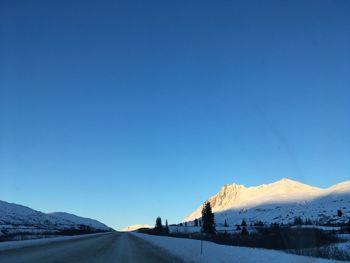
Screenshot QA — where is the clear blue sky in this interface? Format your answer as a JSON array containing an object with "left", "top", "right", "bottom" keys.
[{"left": 1, "top": 0, "right": 349, "bottom": 230}]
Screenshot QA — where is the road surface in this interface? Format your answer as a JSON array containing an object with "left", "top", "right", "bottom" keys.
[{"left": 0, "top": 233, "right": 183, "bottom": 263}]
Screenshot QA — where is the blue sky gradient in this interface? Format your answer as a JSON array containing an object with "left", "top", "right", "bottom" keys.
[{"left": 1, "top": 0, "right": 349, "bottom": 229}]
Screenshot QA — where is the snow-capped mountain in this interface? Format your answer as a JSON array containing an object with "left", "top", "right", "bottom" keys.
[
  {"left": 185, "top": 178, "right": 350, "bottom": 226},
  {"left": 0, "top": 200, "right": 112, "bottom": 237}
]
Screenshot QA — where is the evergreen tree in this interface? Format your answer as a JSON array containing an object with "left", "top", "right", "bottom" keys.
[
  {"left": 236, "top": 225, "right": 241, "bottom": 231},
  {"left": 224, "top": 219, "right": 228, "bottom": 227},
  {"left": 254, "top": 221, "right": 264, "bottom": 227},
  {"left": 338, "top": 210, "right": 343, "bottom": 217},
  {"left": 201, "top": 201, "right": 215, "bottom": 234},
  {"left": 294, "top": 216, "right": 303, "bottom": 225},
  {"left": 165, "top": 219, "right": 169, "bottom": 234},
  {"left": 272, "top": 222, "right": 280, "bottom": 228},
  {"left": 155, "top": 216, "right": 163, "bottom": 232},
  {"left": 241, "top": 219, "right": 247, "bottom": 227},
  {"left": 194, "top": 218, "right": 198, "bottom": 227},
  {"left": 305, "top": 218, "right": 312, "bottom": 225},
  {"left": 241, "top": 226, "right": 249, "bottom": 236}
]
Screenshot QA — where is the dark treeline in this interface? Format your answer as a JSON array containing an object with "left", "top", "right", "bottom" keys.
[
  {"left": 214, "top": 227, "right": 339, "bottom": 249},
  {"left": 140, "top": 226, "right": 340, "bottom": 250},
  {"left": 58, "top": 225, "right": 106, "bottom": 236},
  {"left": 0, "top": 225, "right": 109, "bottom": 242}
]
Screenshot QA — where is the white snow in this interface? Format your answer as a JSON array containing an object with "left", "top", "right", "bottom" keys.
[
  {"left": 49, "top": 212, "right": 110, "bottom": 231},
  {"left": 184, "top": 178, "right": 350, "bottom": 226},
  {"left": 132, "top": 233, "right": 342, "bottom": 263},
  {"left": 0, "top": 200, "right": 112, "bottom": 236}
]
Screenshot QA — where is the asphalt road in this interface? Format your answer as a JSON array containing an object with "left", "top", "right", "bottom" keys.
[{"left": 0, "top": 233, "right": 183, "bottom": 263}]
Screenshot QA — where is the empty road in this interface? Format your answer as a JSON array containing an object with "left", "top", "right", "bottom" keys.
[{"left": 0, "top": 233, "right": 183, "bottom": 263}]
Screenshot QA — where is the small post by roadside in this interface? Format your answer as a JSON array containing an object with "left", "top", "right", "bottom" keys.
[{"left": 200, "top": 238, "right": 203, "bottom": 255}]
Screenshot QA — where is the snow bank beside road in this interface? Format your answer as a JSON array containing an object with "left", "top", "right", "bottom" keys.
[{"left": 132, "top": 233, "right": 341, "bottom": 263}]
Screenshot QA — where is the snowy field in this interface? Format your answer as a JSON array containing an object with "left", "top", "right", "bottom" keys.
[
  {"left": 335, "top": 234, "right": 350, "bottom": 256},
  {"left": 132, "top": 233, "right": 346, "bottom": 263}
]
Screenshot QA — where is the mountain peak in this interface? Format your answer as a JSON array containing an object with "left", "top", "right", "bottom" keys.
[
  {"left": 275, "top": 178, "right": 304, "bottom": 185},
  {"left": 271, "top": 178, "right": 321, "bottom": 190},
  {"left": 184, "top": 177, "right": 331, "bottom": 222},
  {"left": 279, "top": 177, "right": 294, "bottom": 182},
  {"left": 184, "top": 177, "right": 350, "bottom": 226}
]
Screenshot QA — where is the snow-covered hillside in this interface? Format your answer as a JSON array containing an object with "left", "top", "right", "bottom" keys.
[
  {"left": 185, "top": 178, "right": 350, "bottom": 226},
  {"left": 49, "top": 212, "right": 110, "bottom": 231},
  {"left": 0, "top": 200, "right": 112, "bottom": 237}
]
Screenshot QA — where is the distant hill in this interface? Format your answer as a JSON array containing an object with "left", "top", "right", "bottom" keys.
[
  {"left": 0, "top": 200, "right": 113, "bottom": 239},
  {"left": 49, "top": 212, "right": 111, "bottom": 231},
  {"left": 122, "top": 224, "right": 152, "bottom": 232},
  {"left": 184, "top": 178, "right": 350, "bottom": 226}
]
